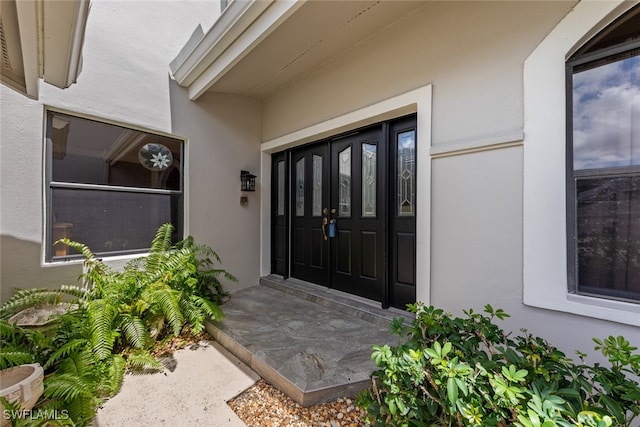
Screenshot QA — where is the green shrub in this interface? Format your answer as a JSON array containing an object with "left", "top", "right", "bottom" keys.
[
  {"left": 357, "top": 303, "right": 640, "bottom": 427},
  {"left": 0, "top": 224, "right": 235, "bottom": 426}
]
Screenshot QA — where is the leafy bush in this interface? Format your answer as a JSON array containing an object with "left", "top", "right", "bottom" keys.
[
  {"left": 357, "top": 303, "right": 640, "bottom": 427},
  {"left": 0, "top": 224, "right": 235, "bottom": 426}
]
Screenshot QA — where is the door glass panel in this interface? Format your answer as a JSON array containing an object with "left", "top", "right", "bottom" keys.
[
  {"left": 397, "top": 130, "right": 416, "bottom": 216},
  {"left": 339, "top": 147, "right": 351, "bottom": 217},
  {"left": 277, "top": 160, "right": 285, "bottom": 216},
  {"left": 312, "top": 155, "right": 323, "bottom": 217},
  {"left": 296, "top": 158, "right": 304, "bottom": 216},
  {"left": 362, "top": 143, "right": 377, "bottom": 217}
]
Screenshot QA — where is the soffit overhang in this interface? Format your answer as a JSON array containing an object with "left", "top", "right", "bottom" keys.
[
  {"left": 171, "top": 0, "right": 427, "bottom": 101},
  {"left": 0, "top": 0, "right": 90, "bottom": 99}
]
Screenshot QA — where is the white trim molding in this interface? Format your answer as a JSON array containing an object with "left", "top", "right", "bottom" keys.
[
  {"left": 523, "top": 0, "right": 640, "bottom": 326},
  {"left": 430, "top": 129, "right": 524, "bottom": 159},
  {"left": 260, "top": 85, "right": 433, "bottom": 305}
]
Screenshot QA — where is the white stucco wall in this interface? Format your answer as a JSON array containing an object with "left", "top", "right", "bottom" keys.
[
  {"left": 431, "top": 145, "right": 639, "bottom": 359},
  {"left": 0, "top": 1, "right": 253, "bottom": 302},
  {"left": 262, "top": 1, "right": 574, "bottom": 146},
  {"left": 258, "top": 0, "right": 639, "bottom": 357},
  {"left": 169, "top": 86, "right": 263, "bottom": 292}
]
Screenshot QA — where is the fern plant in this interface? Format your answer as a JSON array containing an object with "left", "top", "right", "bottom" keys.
[
  {"left": 0, "top": 309, "right": 120, "bottom": 426},
  {"left": 0, "top": 319, "right": 39, "bottom": 369},
  {"left": 0, "top": 286, "right": 88, "bottom": 321},
  {"left": 0, "top": 224, "right": 234, "bottom": 426},
  {"left": 38, "top": 310, "right": 121, "bottom": 426},
  {"left": 56, "top": 223, "right": 234, "bottom": 358}
]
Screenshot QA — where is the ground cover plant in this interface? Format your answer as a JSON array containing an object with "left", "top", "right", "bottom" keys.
[
  {"left": 357, "top": 303, "right": 640, "bottom": 427},
  {"left": 0, "top": 224, "right": 234, "bottom": 426}
]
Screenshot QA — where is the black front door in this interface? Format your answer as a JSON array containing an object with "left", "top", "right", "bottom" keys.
[
  {"left": 330, "top": 126, "right": 386, "bottom": 301},
  {"left": 273, "top": 115, "right": 416, "bottom": 309},
  {"left": 291, "top": 143, "right": 330, "bottom": 286}
]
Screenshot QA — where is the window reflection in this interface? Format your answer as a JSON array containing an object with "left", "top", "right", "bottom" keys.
[
  {"left": 49, "top": 112, "right": 182, "bottom": 190},
  {"left": 573, "top": 54, "right": 640, "bottom": 170}
]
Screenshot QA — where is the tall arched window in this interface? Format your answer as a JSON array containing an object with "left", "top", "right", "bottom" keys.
[{"left": 567, "top": 5, "right": 640, "bottom": 302}]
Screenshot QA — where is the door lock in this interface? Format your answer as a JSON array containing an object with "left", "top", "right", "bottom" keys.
[
  {"left": 328, "top": 218, "right": 336, "bottom": 238},
  {"left": 322, "top": 207, "right": 337, "bottom": 240}
]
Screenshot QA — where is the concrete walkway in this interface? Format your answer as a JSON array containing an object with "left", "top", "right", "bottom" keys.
[{"left": 93, "top": 341, "right": 259, "bottom": 427}]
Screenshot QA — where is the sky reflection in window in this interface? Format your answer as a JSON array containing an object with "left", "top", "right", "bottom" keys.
[{"left": 573, "top": 54, "right": 639, "bottom": 170}]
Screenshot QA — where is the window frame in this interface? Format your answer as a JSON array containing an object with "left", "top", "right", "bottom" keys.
[
  {"left": 565, "top": 30, "right": 640, "bottom": 303},
  {"left": 522, "top": 0, "right": 640, "bottom": 326},
  {"left": 44, "top": 108, "right": 185, "bottom": 263}
]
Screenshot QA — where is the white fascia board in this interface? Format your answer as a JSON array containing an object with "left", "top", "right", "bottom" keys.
[
  {"left": 188, "top": 0, "right": 305, "bottom": 100},
  {"left": 42, "top": 0, "right": 90, "bottom": 89},
  {"left": 64, "top": 0, "right": 90, "bottom": 87},
  {"left": 172, "top": 0, "right": 306, "bottom": 101},
  {"left": 171, "top": 0, "right": 270, "bottom": 87},
  {"left": 14, "top": 0, "right": 41, "bottom": 98}
]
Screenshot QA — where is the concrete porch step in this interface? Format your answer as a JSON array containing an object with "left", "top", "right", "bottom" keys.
[{"left": 205, "top": 276, "right": 410, "bottom": 406}]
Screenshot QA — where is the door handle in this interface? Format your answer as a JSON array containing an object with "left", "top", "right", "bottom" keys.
[{"left": 321, "top": 216, "right": 328, "bottom": 241}]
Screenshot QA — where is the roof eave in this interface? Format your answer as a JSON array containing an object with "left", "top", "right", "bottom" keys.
[
  {"left": 42, "top": 0, "right": 90, "bottom": 89},
  {"left": 170, "top": 0, "right": 305, "bottom": 101},
  {"left": 0, "top": 0, "right": 89, "bottom": 99}
]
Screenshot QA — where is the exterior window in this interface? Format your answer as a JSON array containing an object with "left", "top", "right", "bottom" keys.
[
  {"left": 46, "top": 111, "right": 184, "bottom": 261},
  {"left": 567, "top": 6, "right": 640, "bottom": 302}
]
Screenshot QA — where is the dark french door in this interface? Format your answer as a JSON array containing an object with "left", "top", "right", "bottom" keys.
[
  {"left": 271, "top": 115, "right": 416, "bottom": 309},
  {"left": 290, "top": 143, "right": 330, "bottom": 286},
  {"left": 329, "top": 126, "right": 386, "bottom": 300}
]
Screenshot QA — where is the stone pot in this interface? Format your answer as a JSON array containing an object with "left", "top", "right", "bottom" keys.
[
  {"left": 7, "top": 303, "right": 77, "bottom": 329},
  {"left": 0, "top": 364, "right": 44, "bottom": 426}
]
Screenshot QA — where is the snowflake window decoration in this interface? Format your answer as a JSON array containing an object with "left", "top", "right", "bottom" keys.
[{"left": 138, "top": 143, "right": 173, "bottom": 171}]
